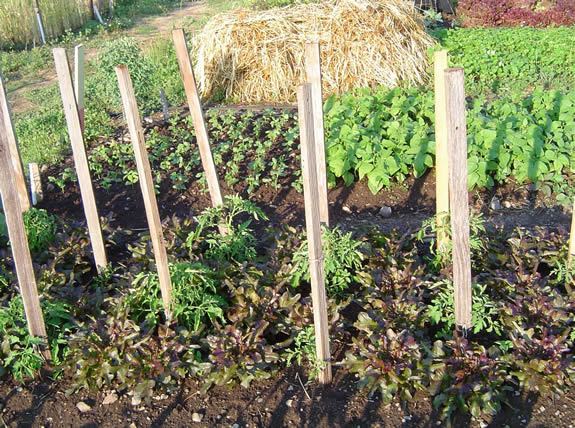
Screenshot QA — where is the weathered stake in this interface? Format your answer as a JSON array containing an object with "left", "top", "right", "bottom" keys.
[
  {"left": 434, "top": 50, "right": 449, "bottom": 251},
  {"left": 0, "top": 69, "right": 30, "bottom": 211},
  {"left": 53, "top": 48, "right": 108, "bottom": 273},
  {"left": 94, "top": 4, "right": 104, "bottom": 24},
  {"left": 34, "top": 0, "right": 46, "bottom": 44},
  {"left": 74, "top": 44, "right": 86, "bottom": 135},
  {"left": 304, "top": 41, "right": 329, "bottom": 227},
  {"left": 116, "top": 65, "right": 173, "bottom": 317},
  {"left": 569, "top": 199, "right": 575, "bottom": 268},
  {"left": 29, "top": 163, "right": 43, "bottom": 205},
  {"left": 160, "top": 89, "right": 169, "bottom": 121},
  {"left": 297, "top": 83, "right": 332, "bottom": 384},
  {"left": 109, "top": 0, "right": 115, "bottom": 16},
  {"left": 0, "top": 105, "right": 47, "bottom": 343},
  {"left": 172, "top": 29, "right": 224, "bottom": 208},
  {"left": 445, "top": 68, "right": 472, "bottom": 331}
]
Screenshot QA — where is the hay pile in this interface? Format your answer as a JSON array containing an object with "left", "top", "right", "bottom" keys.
[{"left": 194, "top": 0, "right": 435, "bottom": 103}]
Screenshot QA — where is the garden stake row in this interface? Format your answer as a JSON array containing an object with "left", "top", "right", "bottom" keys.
[
  {"left": 304, "top": 41, "right": 329, "bottom": 227},
  {"left": 0, "top": 69, "right": 30, "bottom": 211},
  {"left": 53, "top": 47, "right": 108, "bottom": 273},
  {"left": 116, "top": 65, "right": 173, "bottom": 318},
  {"left": 172, "top": 29, "right": 225, "bottom": 212},
  {"left": 297, "top": 83, "right": 332, "bottom": 384},
  {"left": 74, "top": 44, "right": 86, "bottom": 135},
  {"left": 0, "top": 90, "right": 48, "bottom": 354},
  {"left": 445, "top": 67, "right": 472, "bottom": 331},
  {"left": 434, "top": 50, "right": 449, "bottom": 252}
]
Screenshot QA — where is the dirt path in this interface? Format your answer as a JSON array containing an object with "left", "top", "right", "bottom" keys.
[{"left": 7, "top": 1, "right": 210, "bottom": 114}]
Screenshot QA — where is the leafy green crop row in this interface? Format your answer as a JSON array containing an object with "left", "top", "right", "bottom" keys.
[
  {"left": 324, "top": 86, "right": 575, "bottom": 199},
  {"left": 436, "top": 26, "right": 575, "bottom": 96}
]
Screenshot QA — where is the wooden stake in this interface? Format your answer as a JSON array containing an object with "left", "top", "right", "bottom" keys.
[
  {"left": 34, "top": 0, "right": 46, "bottom": 44},
  {"left": 29, "top": 163, "right": 43, "bottom": 205},
  {"left": 109, "top": 0, "right": 115, "bottom": 16},
  {"left": 116, "top": 65, "right": 173, "bottom": 317},
  {"left": 0, "top": 106, "right": 47, "bottom": 342},
  {"left": 569, "top": 199, "right": 575, "bottom": 268},
  {"left": 74, "top": 44, "right": 86, "bottom": 135},
  {"left": 160, "top": 89, "right": 169, "bottom": 121},
  {"left": 93, "top": 4, "right": 104, "bottom": 24},
  {"left": 53, "top": 48, "right": 108, "bottom": 273},
  {"left": 0, "top": 69, "right": 30, "bottom": 211},
  {"left": 297, "top": 83, "right": 332, "bottom": 384},
  {"left": 434, "top": 50, "right": 449, "bottom": 252},
  {"left": 304, "top": 41, "right": 329, "bottom": 227},
  {"left": 445, "top": 68, "right": 472, "bottom": 331},
  {"left": 172, "top": 29, "right": 224, "bottom": 208}
]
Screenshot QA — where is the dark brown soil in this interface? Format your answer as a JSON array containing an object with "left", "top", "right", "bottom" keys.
[
  {"left": 2, "top": 113, "right": 574, "bottom": 427},
  {"left": 2, "top": 365, "right": 575, "bottom": 428}
]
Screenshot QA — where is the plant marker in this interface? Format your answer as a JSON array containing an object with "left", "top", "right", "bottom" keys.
[
  {"left": 434, "top": 50, "right": 449, "bottom": 252},
  {"left": 445, "top": 68, "right": 472, "bottom": 331},
  {"left": 116, "top": 65, "right": 173, "bottom": 318},
  {"left": 53, "top": 47, "right": 108, "bottom": 273},
  {"left": 34, "top": 0, "right": 46, "bottom": 44},
  {"left": 297, "top": 83, "right": 332, "bottom": 384},
  {"left": 0, "top": 69, "right": 30, "bottom": 211},
  {"left": 29, "top": 163, "right": 43, "bottom": 205},
  {"left": 304, "top": 41, "right": 329, "bottom": 227}
]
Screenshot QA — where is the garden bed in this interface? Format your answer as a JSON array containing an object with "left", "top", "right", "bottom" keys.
[{"left": 1, "top": 103, "right": 575, "bottom": 426}]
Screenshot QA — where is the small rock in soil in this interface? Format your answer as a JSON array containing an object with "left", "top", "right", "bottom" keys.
[
  {"left": 192, "top": 412, "right": 203, "bottom": 422},
  {"left": 490, "top": 197, "right": 502, "bottom": 211},
  {"left": 378, "top": 205, "right": 392, "bottom": 217},
  {"left": 232, "top": 424, "right": 240, "bottom": 428},
  {"left": 503, "top": 200, "right": 512, "bottom": 208},
  {"left": 102, "top": 393, "right": 118, "bottom": 405},
  {"left": 286, "top": 399, "right": 293, "bottom": 408},
  {"left": 76, "top": 401, "right": 92, "bottom": 413},
  {"left": 342, "top": 205, "right": 352, "bottom": 214}
]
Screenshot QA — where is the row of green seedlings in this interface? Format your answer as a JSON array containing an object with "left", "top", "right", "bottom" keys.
[{"left": 48, "top": 109, "right": 301, "bottom": 195}]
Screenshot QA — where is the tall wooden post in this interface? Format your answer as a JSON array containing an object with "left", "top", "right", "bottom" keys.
[
  {"left": 297, "top": 83, "right": 332, "bottom": 384},
  {"left": 434, "top": 50, "right": 449, "bottom": 251},
  {"left": 53, "top": 48, "right": 108, "bottom": 273},
  {"left": 172, "top": 29, "right": 224, "bottom": 208},
  {"left": 0, "top": 70, "right": 30, "bottom": 211},
  {"left": 304, "top": 41, "right": 329, "bottom": 227},
  {"left": 109, "top": 0, "right": 114, "bottom": 16},
  {"left": 0, "top": 107, "right": 47, "bottom": 343},
  {"left": 116, "top": 66, "right": 173, "bottom": 317},
  {"left": 445, "top": 68, "right": 472, "bottom": 331},
  {"left": 74, "top": 44, "right": 86, "bottom": 135}
]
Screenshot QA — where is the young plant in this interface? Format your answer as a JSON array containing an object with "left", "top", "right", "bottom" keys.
[
  {"left": 23, "top": 208, "right": 58, "bottom": 253},
  {"left": 428, "top": 280, "right": 503, "bottom": 337},
  {"left": 127, "top": 262, "right": 226, "bottom": 332},
  {"left": 186, "top": 195, "right": 267, "bottom": 263},
  {"left": 290, "top": 227, "right": 364, "bottom": 297}
]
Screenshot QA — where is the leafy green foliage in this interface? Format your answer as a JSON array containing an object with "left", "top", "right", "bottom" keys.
[
  {"left": 127, "top": 262, "right": 226, "bottom": 331},
  {"left": 23, "top": 208, "right": 58, "bottom": 253},
  {"left": 324, "top": 86, "right": 434, "bottom": 194},
  {"left": 428, "top": 280, "right": 503, "bottom": 337},
  {"left": 324, "top": 85, "right": 575, "bottom": 197},
  {"left": 291, "top": 227, "right": 364, "bottom": 297},
  {"left": 187, "top": 195, "right": 267, "bottom": 263},
  {"left": 437, "top": 26, "right": 575, "bottom": 95},
  {"left": 0, "top": 296, "right": 74, "bottom": 379}
]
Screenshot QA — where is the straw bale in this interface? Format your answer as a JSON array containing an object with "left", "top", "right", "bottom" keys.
[{"left": 194, "top": 0, "right": 434, "bottom": 103}]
